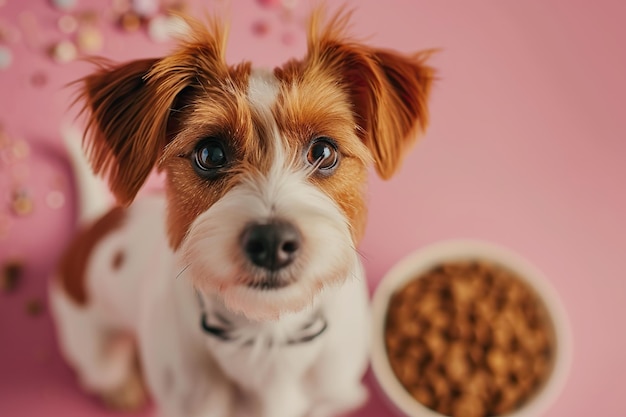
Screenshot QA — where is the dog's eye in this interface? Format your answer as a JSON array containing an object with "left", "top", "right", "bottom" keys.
[
  {"left": 193, "top": 140, "right": 228, "bottom": 174},
  {"left": 306, "top": 138, "right": 339, "bottom": 172}
]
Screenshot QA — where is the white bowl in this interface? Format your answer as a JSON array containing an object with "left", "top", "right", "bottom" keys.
[{"left": 370, "top": 239, "right": 572, "bottom": 417}]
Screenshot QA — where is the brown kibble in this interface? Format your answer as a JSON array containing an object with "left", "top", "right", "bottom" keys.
[
  {"left": 384, "top": 259, "right": 554, "bottom": 416},
  {"left": 487, "top": 348, "right": 508, "bottom": 374},
  {"left": 465, "top": 370, "right": 492, "bottom": 399},
  {"left": 410, "top": 385, "right": 435, "bottom": 408},
  {"left": 451, "top": 394, "right": 486, "bottom": 417},
  {"left": 446, "top": 342, "right": 470, "bottom": 383}
]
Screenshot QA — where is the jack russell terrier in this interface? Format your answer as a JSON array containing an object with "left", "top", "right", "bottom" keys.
[{"left": 50, "top": 8, "right": 433, "bottom": 417}]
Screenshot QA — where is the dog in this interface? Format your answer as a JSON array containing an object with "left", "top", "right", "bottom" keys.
[{"left": 49, "top": 9, "right": 434, "bottom": 417}]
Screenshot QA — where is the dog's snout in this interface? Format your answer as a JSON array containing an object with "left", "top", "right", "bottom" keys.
[{"left": 241, "top": 221, "right": 301, "bottom": 271}]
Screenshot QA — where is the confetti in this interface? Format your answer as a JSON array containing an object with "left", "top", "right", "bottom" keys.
[
  {"left": 11, "top": 190, "right": 34, "bottom": 216},
  {"left": 46, "top": 190, "right": 66, "bottom": 210},
  {"left": 251, "top": 20, "right": 270, "bottom": 37},
  {"left": 147, "top": 14, "right": 171, "bottom": 43},
  {"left": 77, "top": 26, "right": 103, "bottom": 53},
  {"left": 1, "top": 259, "right": 23, "bottom": 293},
  {"left": 281, "top": 31, "right": 296, "bottom": 46},
  {"left": 257, "top": 0, "right": 282, "bottom": 8},
  {"left": 49, "top": 40, "right": 77, "bottom": 63},
  {"left": 0, "top": 46, "right": 12, "bottom": 70},
  {"left": 132, "top": 0, "right": 159, "bottom": 17},
  {"left": 57, "top": 14, "right": 79, "bottom": 34},
  {"left": 163, "top": 0, "right": 187, "bottom": 13},
  {"left": 77, "top": 10, "right": 99, "bottom": 26},
  {"left": 50, "top": 0, "right": 77, "bottom": 12},
  {"left": 26, "top": 298, "right": 44, "bottom": 316},
  {"left": 30, "top": 71, "right": 48, "bottom": 88},
  {"left": 119, "top": 12, "right": 142, "bottom": 32}
]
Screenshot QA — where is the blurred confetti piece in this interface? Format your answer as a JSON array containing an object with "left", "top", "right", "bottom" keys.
[
  {"left": 257, "top": 0, "right": 282, "bottom": 8},
  {"left": 119, "top": 12, "right": 142, "bottom": 32},
  {"left": 281, "top": 31, "right": 296, "bottom": 46},
  {"left": 58, "top": 14, "right": 79, "bottom": 34},
  {"left": 11, "top": 189, "right": 34, "bottom": 216},
  {"left": 77, "top": 26, "right": 103, "bottom": 53},
  {"left": 163, "top": 0, "right": 188, "bottom": 13},
  {"left": 132, "top": 0, "right": 159, "bottom": 17},
  {"left": 77, "top": 10, "right": 99, "bottom": 26},
  {"left": 49, "top": 174, "right": 68, "bottom": 191},
  {"left": 0, "top": 46, "right": 12, "bottom": 70},
  {"left": 49, "top": 40, "right": 77, "bottom": 63},
  {"left": 30, "top": 71, "right": 48, "bottom": 88},
  {"left": 251, "top": 20, "right": 270, "bottom": 37},
  {"left": 148, "top": 14, "right": 171, "bottom": 42},
  {"left": 1, "top": 259, "right": 24, "bottom": 293},
  {"left": 46, "top": 190, "right": 66, "bottom": 210},
  {"left": 50, "top": 0, "right": 77, "bottom": 12},
  {"left": 26, "top": 298, "right": 45, "bottom": 317}
]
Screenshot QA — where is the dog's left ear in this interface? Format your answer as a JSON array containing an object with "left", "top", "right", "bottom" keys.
[{"left": 307, "top": 10, "right": 435, "bottom": 179}]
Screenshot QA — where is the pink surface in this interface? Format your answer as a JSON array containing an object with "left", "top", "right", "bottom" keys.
[{"left": 1, "top": 0, "right": 625, "bottom": 416}]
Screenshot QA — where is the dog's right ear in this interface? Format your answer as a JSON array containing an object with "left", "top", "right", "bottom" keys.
[
  {"left": 78, "top": 16, "right": 229, "bottom": 205},
  {"left": 79, "top": 58, "right": 168, "bottom": 205}
]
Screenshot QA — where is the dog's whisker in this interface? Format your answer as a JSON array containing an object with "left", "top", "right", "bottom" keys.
[{"left": 176, "top": 263, "right": 192, "bottom": 279}]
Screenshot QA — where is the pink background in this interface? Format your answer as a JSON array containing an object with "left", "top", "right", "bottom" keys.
[{"left": 1, "top": 0, "right": 625, "bottom": 416}]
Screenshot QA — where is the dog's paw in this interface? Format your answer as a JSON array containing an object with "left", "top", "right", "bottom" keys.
[{"left": 99, "top": 366, "right": 148, "bottom": 412}]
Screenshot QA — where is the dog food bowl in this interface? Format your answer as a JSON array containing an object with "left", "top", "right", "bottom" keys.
[{"left": 370, "top": 240, "right": 571, "bottom": 417}]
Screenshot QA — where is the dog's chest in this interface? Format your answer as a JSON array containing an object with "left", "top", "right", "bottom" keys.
[{"left": 199, "top": 298, "right": 328, "bottom": 390}]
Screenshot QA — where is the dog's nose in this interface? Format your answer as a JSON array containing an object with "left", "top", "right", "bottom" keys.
[{"left": 241, "top": 221, "right": 301, "bottom": 271}]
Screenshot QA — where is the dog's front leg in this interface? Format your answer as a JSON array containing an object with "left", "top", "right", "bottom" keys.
[
  {"left": 253, "top": 377, "right": 309, "bottom": 417},
  {"left": 138, "top": 277, "right": 236, "bottom": 417}
]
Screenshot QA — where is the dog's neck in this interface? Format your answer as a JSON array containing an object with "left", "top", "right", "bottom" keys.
[{"left": 194, "top": 290, "right": 328, "bottom": 348}]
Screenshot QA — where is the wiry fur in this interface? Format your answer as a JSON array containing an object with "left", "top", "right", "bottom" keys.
[{"left": 51, "top": 8, "right": 434, "bottom": 417}]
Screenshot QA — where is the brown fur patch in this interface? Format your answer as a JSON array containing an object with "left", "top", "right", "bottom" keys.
[{"left": 58, "top": 207, "right": 126, "bottom": 305}]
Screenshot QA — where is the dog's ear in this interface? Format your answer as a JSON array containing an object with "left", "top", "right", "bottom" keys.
[
  {"left": 307, "top": 9, "right": 435, "bottom": 179},
  {"left": 78, "top": 16, "right": 229, "bottom": 205}
]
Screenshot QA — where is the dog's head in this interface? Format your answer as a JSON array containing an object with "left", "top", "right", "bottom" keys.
[{"left": 78, "top": 10, "right": 434, "bottom": 320}]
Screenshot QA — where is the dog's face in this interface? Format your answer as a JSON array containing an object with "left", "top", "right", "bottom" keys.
[{"left": 79, "top": 11, "right": 433, "bottom": 320}]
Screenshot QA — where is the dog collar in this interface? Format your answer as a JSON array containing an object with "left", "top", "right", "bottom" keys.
[{"left": 196, "top": 292, "right": 328, "bottom": 346}]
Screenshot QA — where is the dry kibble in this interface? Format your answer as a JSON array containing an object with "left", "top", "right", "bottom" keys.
[
  {"left": 451, "top": 394, "right": 485, "bottom": 417},
  {"left": 385, "top": 259, "right": 554, "bottom": 416},
  {"left": 410, "top": 385, "right": 435, "bottom": 408}
]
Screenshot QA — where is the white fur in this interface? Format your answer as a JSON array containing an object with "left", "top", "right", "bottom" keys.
[{"left": 50, "top": 71, "right": 370, "bottom": 417}]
